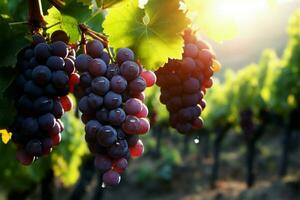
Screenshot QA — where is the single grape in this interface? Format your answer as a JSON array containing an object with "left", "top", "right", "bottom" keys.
[
  {"left": 51, "top": 41, "right": 68, "bottom": 58},
  {"left": 108, "top": 108, "right": 126, "bottom": 126},
  {"left": 120, "top": 61, "right": 140, "bottom": 81},
  {"left": 89, "top": 58, "right": 107, "bottom": 77},
  {"left": 94, "top": 155, "right": 112, "bottom": 172},
  {"left": 34, "top": 43, "right": 51, "bottom": 62},
  {"left": 113, "top": 158, "right": 128, "bottom": 173},
  {"left": 102, "top": 170, "right": 121, "bottom": 186},
  {"left": 52, "top": 71, "right": 69, "bottom": 89},
  {"left": 124, "top": 98, "right": 143, "bottom": 115},
  {"left": 46, "top": 56, "right": 65, "bottom": 71},
  {"left": 116, "top": 48, "right": 134, "bottom": 64},
  {"left": 32, "top": 65, "right": 52, "bottom": 85},
  {"left": 141, "top": 70, "right": 156, "bottom": 87},
  {"left": 34, "top": 97, "right": 54, "bottom": 114},
  {"left": 97, "top": 125, "right": 117, "bottom": 147},
  {"left": 110, "top": 75, "right": 127, "bottom": 93},
  {"left": 86, "top": 40, "right": 104, "bottom": 58},
  {"left": 129, "top": 139, "right": 144, "bottom": 158},
  {"left": 26, "top": 139, "right": 42, "bottom": 156},
  {"left": 92, "top": 76, "right": 110, "bottom": 95},
  {"left": 103, "top": 91, "right": 122, "bottom": 109},
  {"left": 51, "top": 30, "right": 69, "bottom": 43},
  {"left": 38, "top": 113, "right": 56, "bottom": 131},
  {"left": 75, "top": 54, "right": 92, "bottom": 72}
]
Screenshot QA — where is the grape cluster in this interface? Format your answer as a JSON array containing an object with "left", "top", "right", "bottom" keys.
[
  {"left": 10, "top": 31, "right": 79, "bottom": 165},
  {"left": 75, "top": 40, "right": 156, "bottom": 186},
  {"left": 156, "top": 29, "right": 220, "bottom": 134}
]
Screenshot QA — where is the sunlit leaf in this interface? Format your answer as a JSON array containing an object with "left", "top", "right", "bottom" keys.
[
  {"left": 103, "top": 0, "right": 190, "bottom": 70},
  {"left": 96, "top": 0, "right": 125, "bottom": 9},
  {"left": 44, "top": 7, "right": 80, "bottom": 43},
  {"left": 0, "top": 129, "right": 12, "bottom": 144}
]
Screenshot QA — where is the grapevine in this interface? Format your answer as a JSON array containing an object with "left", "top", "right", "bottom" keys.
[
  {"left": 155, "top": 29, "right": 221, "bottom": 134},
  {"left": 74, "top": 27, "right": 156, "bottom": 186},
  {"left": 10, "top": 31, "right": 79, "bottom": 165}
]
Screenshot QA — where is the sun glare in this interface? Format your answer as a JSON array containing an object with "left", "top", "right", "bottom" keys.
[{"left": 213, "top": 0, "right": 268, "bottom": 24}]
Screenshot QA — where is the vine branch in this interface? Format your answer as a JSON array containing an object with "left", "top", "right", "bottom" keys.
[{"left": 28, "top": 0, "right": 46, "bottom": 32}]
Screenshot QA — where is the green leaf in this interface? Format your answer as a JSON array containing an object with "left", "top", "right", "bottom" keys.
[
  {"left": 0, "top": 67, "right": 16, "bottom": 95},
  {"left": 44, "top": 7, "right": 80, "bottom": 43},
  {"left": 103, "top": 0, "right": 189, "bottom": 70},
  {"left": 0, "top": 96, "right": 16, "bottom": 129},
  {"left": 0, "top": 16, "right": 29, "bottom": 68},
  {"left": 0, "top": 0, "right": 9, "bottom": 15},
  {"left": 96, "top": 0, "right": 125, "bottom": 8},
  {"left": 61, "top": 0, "right": 92, "bottom": 22},
  {"left": 85, "top": 10, "right": 105, "bottom": 33}
]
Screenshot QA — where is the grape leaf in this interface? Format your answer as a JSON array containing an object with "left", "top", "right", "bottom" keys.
[
  {"left": 103, "top": 0, "right": 189, "bottom": 70},
  {"left": 61, "top": 0, "right": 92, "bottom": 22},
  {"left": 7, "top": 0, "right": 28, "bottom": 21},
  {"left": 0, "top": 96, "right": 16, "bottom": 129},
  {"left": 44, "top": 7, "right": 81, "bottom": 43},
  {"left": 0, "top": 16, "right": 29, "bottom": 68},
  {"left": 85, "top": 10, "right": 105, "bottom": 32},
  {"left": 96, "top": 0, "right": 125, "bottom": 8},
  {"left": 0, "top": 0, "right": 9, "bottom": 15},
  {"left": 0, "top": 67, "right": 16, "bottom": 95}
]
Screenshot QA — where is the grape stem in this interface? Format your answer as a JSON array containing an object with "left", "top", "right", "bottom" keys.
[
  {"left": 9, "top": 21, "right": 29, "bottom": 26},
  {"left": 28, "top": 0, "right": 46, "bottom": 32},
  {"left": 48, "top": 0, "right": 65, "bottom": 10},
  {"left": 78, "top": 24, "right": 115, "bottom": 62}
]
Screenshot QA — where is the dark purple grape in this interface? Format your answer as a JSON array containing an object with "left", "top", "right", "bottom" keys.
[
  {"left": 89, "top": 58, "right": 107, "bottom": 76},
  {"left": 24, "top": 81, "right": 43, "bottom": 97},
  {"left": 64, "top": 57, "right": 75, "bottom": 75},
  {"left": 32, "top": 65, "right": 52, "bottom": 85},
  {"left": 22, "top": 117, "right": 39, "bottom": 135},
  {"left": 110, "top": 75, "right": 127, "bottom": 93},
  {"left": 128, "top": 77, "right": 146, "bottom": 94},
  {"left": 108, "top": 108, "right": 126, "bottom": 126},
  {"left": 85, "top": 120, "right": 102, "bottom": 142},
  {"left": 106, "top": 64, "right": 120, "bottom": 79},
  {"left": 51, "top": 41, "right": 68, "bottom": 58},
  {"left": 34, "top": 97, "right": 54, "bottom": 114},
  {"left": 75, "top": 54, "right": 92, "bottom": 72},
  {"left": 124, "top": 98, "right": 143, "bottom": 115},
  {"left": 18, "top": 95, "right": 34, "bottom": 113},
  {"left": 87, "top": 93, "right": 103, "bottom": 109},
  {"left": 96, "top": 108, "right": 109, "bottom": 124},
  {"left": 126, "top": 135, "right": 139, "bottom": 147},
  {"left": 91, "top": 77, "right": 110, "bottom": 95},
  {"left": 101, "top": 52, "right": 110, "bottom": 65},
  {"left": 52, "top": 100, "right": 64, "bottom": 118},
  {"left": 46, "top": 56, "right": 65, "bottom": 71},
  {"left": 80, "top": 72, "right": 92, "bottom": 88},
  {"left": 97, "top": 126, "right": 117, "bottom": 147},
  {"left": 116, "top": 48, "right": 134, "bottom": 64},
  {"left": 94, "top": 155, "right": 112, "bottom": 172},
  {"left": 51, "top": 30, "right": 69, "bottom": 43},
  {"left": 34, "top": 43, "right": 51, "bottom": 62},
  {"left": 86, "top": 40, "right": 104, "bottom": 58},
  {"left": 32, "top": 34, "right": 45, "bottom": 45},
  {"left": 38, "top": 113, "right": 56, "bottom": 131},
  {"left": 120, "top": 61, "right": 140, "bottom": 81},
  {"left": 78, "top": 96, "right": 91, "bottom": 114},
  {"left": 24, "top": 49, "right": 34, "bottom": 60},
  {"left": 183, "top": 78, "right": 200, "bottom": 94},
  {"left": 26, "top": 139, "right": 42, "bottom": 156},
  {"left": 107, "top": 140, "right": 128, "bottom": 159},
  {"left": 104, "top": 91, "right": 122, "bottom": 109},
  {"left": 45, "top": 84, "right": 57, "bottom": 96},
  {"left": 102, "top": 170, "right": 121, "bottom": 186},
  {"left": 52, "top": 70, "right": 69, "bottom": 89}
]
